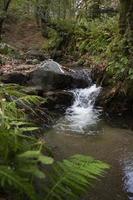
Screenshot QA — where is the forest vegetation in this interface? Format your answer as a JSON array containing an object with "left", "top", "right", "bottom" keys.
[{"left": 0, "top": 0, "right": 133, "bottom": 200}]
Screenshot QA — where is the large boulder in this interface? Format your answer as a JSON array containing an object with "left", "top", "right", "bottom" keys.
[
  {"left": 0, "top": 60, "right": 91, "bottom": 90},
  {"left": 29, "top": 60, "right": 91, "bottom": 90}
]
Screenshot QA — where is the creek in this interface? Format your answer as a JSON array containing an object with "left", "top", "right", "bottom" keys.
[{"left": 45, "top": 75, "right": 133, "bottom": 200}]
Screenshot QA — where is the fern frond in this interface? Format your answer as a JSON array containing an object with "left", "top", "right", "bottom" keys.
[
  {"left": 45, "top": 154, "right": 109, "bottom": 200},
  {"left": 18, "top": 95, "right": 45, "bottom": 106},
  {"left": 0, "top": 166, "right": 38, "bottom": 200},
  {"left": 0, "top": 83, "right": 25, "bottom": 97}
]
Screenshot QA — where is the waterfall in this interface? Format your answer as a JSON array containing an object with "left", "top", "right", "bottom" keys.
[
  {"left": 55, "top": 84, "right": 102, "bottom": 134},
  {"left": 65, "top": 84, "right": 101, "bottom": 132}
]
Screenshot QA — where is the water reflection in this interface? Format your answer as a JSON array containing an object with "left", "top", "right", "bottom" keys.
[
  {"left": 46, "top": 122, "right": 133, "bottom": 200},
  {"left": 122, "top": 153, "right": 133, "bottom": 199}
]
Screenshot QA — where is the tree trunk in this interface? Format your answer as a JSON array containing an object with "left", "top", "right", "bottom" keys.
[
  {"left": 126, "top": 1, "right": 133, "bottom": 55},
  {"left": 126, "top": 0, "right": 133, "bottom": 67},
  {"left": 38, "top": 0, "right": 51, "bottom": 37},
  {"left": 119, "top": 0, "right": 130, "bottom": 34},
  {"left": 119, "top": 0, "right": 133, "bottom": 59},
  {"left": 0, "top": 0, "right": 12, "bottom": 40}
]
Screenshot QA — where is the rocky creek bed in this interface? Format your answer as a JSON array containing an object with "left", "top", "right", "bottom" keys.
[{"left": 1, "top": 49, "right": 133, "bottom": 130}]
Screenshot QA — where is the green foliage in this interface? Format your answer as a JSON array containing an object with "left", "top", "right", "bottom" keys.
[
  {"left": 76, "top": 16, "right": 118, "bottom": 54},
  {"left": 10, "top": 0, "right": 36, "bottom": 17},
  {"left": 74, "top": 15, "right": 131, "bottom": 81},
  {"left": 0, "top": 43, "right": 15, "bottom": 55},
  {"left": 43, "top": 29, "right": 62, "bottom": 51},
  {"left": 36, "top": 0, "right": 76, "bottom": 20},
  {"left": 45, "top": 154, "right": 109, "bottom": 200},
  {"left": 106, "top": 35, "right": 129, "bottom": 80},
  {"left": 0, "top": 166, "right": 38, "bottom": 200},
  {"left": 0, "top": 84, "right": 53, "bottom": 199},
  {"left": 0, "top": 42, "right": 22, "bottom": 59},
  {"left": 42, "top": 19, "right": 75, "bottom": 51}
]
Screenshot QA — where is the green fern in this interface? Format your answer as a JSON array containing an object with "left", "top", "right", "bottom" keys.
[
  {"left": 0, "top": 166, "right": 38, "bottom": 200},
  {"left": 0, "top": 83, "right": 52, "bottom": 199},
  {"left": 45, "top": 154, "right": 109, "bottom": 200}
]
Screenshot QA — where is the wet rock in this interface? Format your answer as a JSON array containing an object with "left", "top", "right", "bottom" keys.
[
  {"left": 95, "top": 86, "right": 133, "bottom": 116},
  {"left": 0, "top": 60, "right": 91, "bottom": 92},
  {"left": 22, "top": 86, "right": 74, "bottom": 111},
  {"left": 39, "top": 60, "right": 64, "bottom": 73},
  {"left": 71, "top": 69, "right": 91, "bottom": 87},
  {"left": 29, "top": 60, "right": 90, "bottom": 90},
  {"left": 0, "top": 72, "right": 29, "bottom": 85},
  {"left": 42, "top": 90, "right": 74, "bottom": 112},
  {"left": 29, "top": 70, "right": 72, "bottom": 91}
]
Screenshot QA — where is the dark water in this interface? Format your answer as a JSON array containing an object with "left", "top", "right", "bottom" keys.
[{"left": 45, "top": 122, "right": 133, "bottom": 200}]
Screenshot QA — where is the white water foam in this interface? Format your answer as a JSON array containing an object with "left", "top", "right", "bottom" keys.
[{"left": 55, "top": 84, "right": 102, "bottom": 134}]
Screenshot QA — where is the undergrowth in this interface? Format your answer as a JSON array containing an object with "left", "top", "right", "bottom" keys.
[
  {"left": 43, "top": 16, "right": 131, "bottom": 82},
  {"left": 76, "top": 16, "right": 130, "bottom": 82}
]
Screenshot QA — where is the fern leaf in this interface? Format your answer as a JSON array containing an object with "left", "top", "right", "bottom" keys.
[
  {"left": 18, "top": 151, "right": 54, "bottom": 164},
  {"left": 19, "top": 165, "right": 46, "bottom": 179},
  {"left": 38, "top": 155, "right": 54, "bottom": 165},
  {"left": 0, "top": 166, "right": 38, "bottom": 200},
  {"left": 45, "top": 154, "right": 109, "bottom": 200}
]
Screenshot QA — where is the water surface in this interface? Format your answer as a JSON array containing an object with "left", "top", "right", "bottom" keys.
[
  {"left": 46, "top": 122, "right": 133, "bottom": 200},
  {"left": 45, "top": 83, "right": 133, "bottom": 200}
]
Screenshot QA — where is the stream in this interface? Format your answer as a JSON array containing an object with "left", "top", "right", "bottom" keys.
[{"left": 45, "top": 81, "right": 133, "bottom": 200}]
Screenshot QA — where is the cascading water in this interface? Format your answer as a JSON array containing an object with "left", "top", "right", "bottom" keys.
[
  {"left": 55, "top": 83, "right": 102, "bottom": 134},
  {"left": 65, "top": 84, "right": 101, "bottom": 132}
]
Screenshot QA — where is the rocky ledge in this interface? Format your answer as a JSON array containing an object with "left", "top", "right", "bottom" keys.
[{"left": 0, "top": 60, "right": 91, "bottom": 117}]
